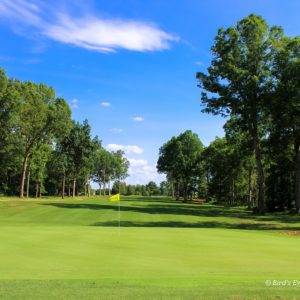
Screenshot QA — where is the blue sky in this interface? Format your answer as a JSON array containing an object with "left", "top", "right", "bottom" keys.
[{"left": 0, "top": 0, "right": 299, "bottom": 184}]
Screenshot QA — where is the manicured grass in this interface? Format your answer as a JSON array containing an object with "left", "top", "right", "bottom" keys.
[{"left": 0, "top": 196, "right": 299, "bottom": 299}]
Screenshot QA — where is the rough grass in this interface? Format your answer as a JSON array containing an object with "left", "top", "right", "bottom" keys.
[{"left": 0, "top": 196, "right": 300, "bottom": 299}]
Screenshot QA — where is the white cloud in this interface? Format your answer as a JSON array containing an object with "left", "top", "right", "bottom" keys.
[
  {"left": 100, "top": 102, "right": 111, "bottom": 107},
  {"left": 110, "top": 128, "right": 123, "bottom": 133},
  {"left": 106, "top": 144, "right": 144, "bottom": 154},
  {"left": 132, "top": 116, "right": 144, "bottom": 122},
  {"left": 0, "top": 0, "right": 42, "bottom": 27},
  {"left": 128, "top": 158, "right": 148, "bottom": 167},
  {"left": 0, "top": 0, "right": 178, "bottom": 53},
  {"left": 127, "top": 161, "right": 165, "bottom": 185},
  {"left": 71, "top": 98, "right": 78, "bottom": 109},
  {"left": 103, "top": 146, "right": 164, "bottom": 184}
]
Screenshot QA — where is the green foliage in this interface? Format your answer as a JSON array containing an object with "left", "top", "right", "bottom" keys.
[
  {"left": 267, "top": 36, "right": 300, "bottom": 213},
  {"left": 0, "top": 66, "right": 131, "bottom": 198},
  {"left": 93, "top": 149, "right": 129, "bottom": 196},
  {"left": 203, "top": 136, "right": 253, "bottom": 205},
  {"left": 30, "top": 143, "right": 52, "bottom": 195},
  {"left": 111, "top": 181, "right": 127, "bottom": 195},
  {"left": 196, "top": 14, "right": 300, "bottom": 213},
  {"left": 157, "top": 130, "right": 205, "bottom": 201},
  {"left": 111, "top": 150, "right": 129, "bottom": 181},
  {"left": 0, "top": 76, "right": 23, "bottom": 194},
  {"left": 146, "top": 181, "right": 160, "bottom": 196}
]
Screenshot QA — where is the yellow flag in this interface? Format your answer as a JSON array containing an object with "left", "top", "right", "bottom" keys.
[{"left": 110, "top": 193, "right": 120, "bottom": 201}]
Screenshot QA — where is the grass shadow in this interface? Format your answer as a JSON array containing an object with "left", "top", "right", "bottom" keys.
[
  {"left": 41, "top": 201, "right": 300, "bottom": 230},
  {"left": 90, "top": 220, "right": 300, "bottom": 230}
]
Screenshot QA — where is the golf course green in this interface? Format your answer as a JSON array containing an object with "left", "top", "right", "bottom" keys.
[{"left": 0, "top": 196, "right": 299, "bottom": 299}]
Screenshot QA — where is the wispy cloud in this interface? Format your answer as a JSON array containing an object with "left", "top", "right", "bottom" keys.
[
  {"left": 71, "top": 98, "right": 78, "bottom": 109},
  {"left": 100, "top": 101, "right": 111, "bottom": 107},
  {"left": 0, "top": 55, "right": 13, "bottom": 62},
  {"left": 106, "top": 144, "right": 143, "bottom": 154},
  {"left": 110, "top": 128, "right": 123, "bottom": 133},
  {"left": 23, "top": 58, "right": 41, "bottom": 64},
  {"left": 0, "top": 55, "right": 40, "bottom": 64},
  {"left": 195, "top": 61, "right": 204, "bottom": 66},
  {"left": 0, "top": 0, "right": 42, "bottom": 27},
  {"left": 132, "top": 116, "right": 144, "bottom": 122},
  {"left": 0, "top": 0, "right": 178, "bottom": 53}
]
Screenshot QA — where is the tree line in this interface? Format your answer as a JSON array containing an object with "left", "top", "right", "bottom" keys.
[
  {"left": 108, "top": 181, "right": 171, "bottom": 197},
  {"left": 157, "top": 15, "right": 300, "bottom": 214},
  {"left": 0, "top": 69, "right": 129, "bottom": 198}
]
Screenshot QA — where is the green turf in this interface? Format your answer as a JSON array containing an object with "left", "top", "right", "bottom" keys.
[{"left": 0, "top": 196, "right": 300, "bottom": 299}]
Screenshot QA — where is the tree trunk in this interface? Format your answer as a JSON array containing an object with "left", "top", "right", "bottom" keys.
[
  {"left": 295, "top": 143, "right": 300, "bottom": 214},
  {"left": 61, "top": 174, "right": 65, "bottom": 199},
  {"left": 99, "top": 183, "right": 102, "bottom": 196},
  {"left": 103, "top": 169, "right": 106, "bottom": 196},
  {"left": 254, "top": 138, "right": 264, "bottom": 214},
  {"left": 183, "top": 182, "right": 188, "bottom": 203},
  {"left": 87, "top": 177, "right": 91, "bottom": 197},
  {"left": 39, "top": 183, "right": 41, "bottom": 198},
  {"left": 251, "top": 117, "right": 264, "bottom": 214},
  {"left": 108, "top": 177, "right": 111, "bottom": 196},
  {"left": 248, "top": 168, "right": 252, "bottom": 210},
  {"left": 35, "top": 183, "right": 39, "bottom": 198},
  {"left": 176, "top": 181, "right": 180, "bottom": 201},
  {"left": 231, "top": 178, "right": 235, "bottom": 206},
  {"left": 171, "top": 183, "right": 175, "bottom": 199},
  {"left": 20, "top": 154, "right": 29, "bottom": 198},
  {"left": 72, "top": 178, "right": 76, "bottom": 197},
  {"left": 26, "top": 169, "right": 30, "bottom": 198},
  {"left": 86, "top": 177, "right": 91, "bottom": 197},
  {"left": 68, "top": 182, "right": 71, "bottom": 197}
]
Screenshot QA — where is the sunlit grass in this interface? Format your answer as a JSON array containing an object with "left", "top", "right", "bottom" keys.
[{"left": 0, "top": 196, "right": 299, "bottom": 299}]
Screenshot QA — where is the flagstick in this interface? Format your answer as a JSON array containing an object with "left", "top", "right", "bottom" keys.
[
  {"left": 118, "top": 196, "right": 120, "bottom": 236},
  {"left": 118, "top": 178, "right": 121, "bottom": 236}
]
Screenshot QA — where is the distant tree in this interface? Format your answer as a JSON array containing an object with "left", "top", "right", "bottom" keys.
[
  {"left": 45, "top": 148, "right": 68, "bottom": 197},
  {"left": 146, "top": 181, "right": 160, "bottom": 196},
  {"left": 61, "top": 120, "right": 95, "bottom": 197},
  {"left": 111, "top": 150, "right": 129, "bottom": 182},
  {"left": 160, "top": 181, "right": 171, "bottom": 196},
  {"left": 112, "top": 181, "right": 127, "bottom": 195},
  {"left": 126, "top": 185, "right": 136, "bottom": 196},
  {"left": 157, "top": 136, "right": 181, "bottom": 200},
  {"left": 30, "top": 144, "right": 52, "bottom": 197},
  {"left": 157, "top": 130, "right": 204, "bottom": 202},
  {"left": 134, "top": 184, "right": 142, "bottom": 195},
  {"left": 93, "top": 148, "right": 113, "bottom": 196},
  {"left": 82, "top": 136, "right": 101, "bottom": 197}
]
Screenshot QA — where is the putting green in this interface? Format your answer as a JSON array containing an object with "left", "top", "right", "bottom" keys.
[{"left": 0, "top": 196, "right": 299, "bottom": 299}]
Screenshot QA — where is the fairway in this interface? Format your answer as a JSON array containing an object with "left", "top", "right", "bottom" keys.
[{"left": 0, "top": 197, "right": 299, "bottom": 299}]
